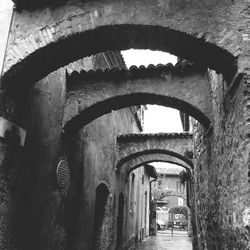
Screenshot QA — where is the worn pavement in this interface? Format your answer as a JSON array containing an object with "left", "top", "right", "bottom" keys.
[{"left": 128, "top": 230, "right": 192, "bottom": 250}]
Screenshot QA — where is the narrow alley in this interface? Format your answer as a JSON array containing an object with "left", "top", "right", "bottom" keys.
[
  {"left": 128, "top": 230, "right": 192, "bottom": 250},
  {"left": 0, "top": 1, "right": 249, "bottom": 250}
]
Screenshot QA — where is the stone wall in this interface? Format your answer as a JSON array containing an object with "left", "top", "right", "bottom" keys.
[
  {"left": 193, "top": 69, "right": 250, "bottom": 250},
  {"left": 2, "top": 0, "right": 239, "bottom": 88},
  {"left": 67, "top": 106, "right": 141, "bottom": 249},
  {"left": 0, "top": 48, "right": 149, "bottom": 250},
  {"left": 122, "top": 166, "right": 151, "bottom": 248}
]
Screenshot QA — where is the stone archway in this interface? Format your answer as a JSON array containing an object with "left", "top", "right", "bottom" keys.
[
  {"left": 126, "top": 155, "right": 192, "bottom": 177},
  {"left": 2, "top": 0, "right": 238, "bottom": 92},
  {"left": 63, "top": 63, "right": 212, "bottom": 135},
  {"left": 116, "top": 133, "right": 193, "bottom": 171}
]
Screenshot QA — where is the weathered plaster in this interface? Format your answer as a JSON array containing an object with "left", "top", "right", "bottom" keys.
[{"left": 63, "top": 63, "right": 212, "bottom": 134}]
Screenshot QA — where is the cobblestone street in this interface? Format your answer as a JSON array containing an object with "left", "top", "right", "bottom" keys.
[{"left": 128, "top": 231, "right": 192, "bottom": 250}]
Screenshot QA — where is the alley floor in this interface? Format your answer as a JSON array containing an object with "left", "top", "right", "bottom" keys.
[{"left": 128, "top": 230, "right": 192, "bottom": 250}]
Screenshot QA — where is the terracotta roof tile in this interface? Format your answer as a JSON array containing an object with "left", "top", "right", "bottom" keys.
[{"left": 68, "top": 61, "right": 206, "bottom": 82}]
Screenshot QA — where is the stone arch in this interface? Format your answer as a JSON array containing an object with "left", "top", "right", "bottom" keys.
[
  {"left": 2, "top": 0, "right": 237, "bottom": 91},
  {"left": 126, "top": 155, "right": 192, "bottom": 178},
  {"left": 116, "top": 133, "right": 193, "bottom": 171},
  {"left": 119, "top": 149, "right": 192, "bottom": 173},
  {"left": 63, "top": 63, "right": 212, "bottom": 135},
  {"left": 164, "top": 194, "right": 187, "bottom": 201}
]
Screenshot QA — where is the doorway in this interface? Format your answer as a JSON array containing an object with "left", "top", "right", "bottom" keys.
[{"left": 92, "top": 183, "right": 109, "bottom": 249}]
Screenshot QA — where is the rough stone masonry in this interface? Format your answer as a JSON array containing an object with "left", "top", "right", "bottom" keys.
[{"left": 0, "top": 0, "right": 249, "bottom": 249}]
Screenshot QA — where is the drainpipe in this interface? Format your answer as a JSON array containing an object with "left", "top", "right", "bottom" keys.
[{"left": 149, "top": 177, "right": 157, "bottom": 236}]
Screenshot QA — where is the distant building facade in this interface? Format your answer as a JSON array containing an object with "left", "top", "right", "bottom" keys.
[{"left": 153, "top": 166, "right": 187, "bottom": 227}]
